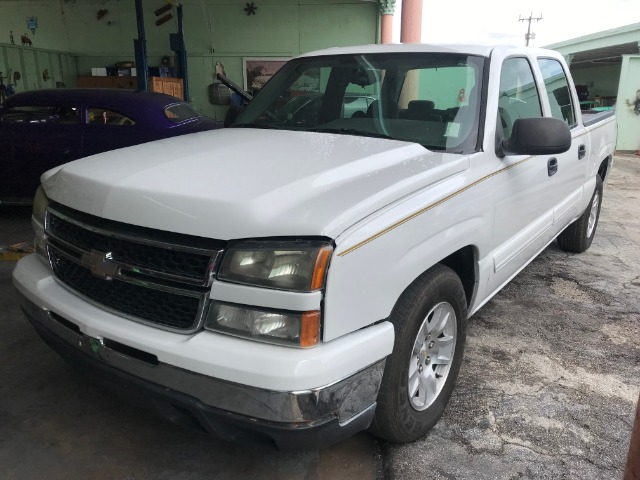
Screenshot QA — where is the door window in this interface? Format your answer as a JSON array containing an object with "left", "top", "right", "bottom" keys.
[
  {"left": 498, "top": 58, "right": 542, "bottom": 139},
  {"left": 537, "top": 58, "right": 577, "bottom": 127},
  {"left": 88, "top": 108, "right": 135, "bottom": 126}
]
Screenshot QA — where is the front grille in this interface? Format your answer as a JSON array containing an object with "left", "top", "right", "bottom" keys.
[
  {"left": 44, "top": 205, "right": 224, "bottom": 332},
  {"left": 47, "top": 211, "right": 214, "bottom": 285},
  {"left": 49, "top": 249, "right": 202, "bottom": 329}
]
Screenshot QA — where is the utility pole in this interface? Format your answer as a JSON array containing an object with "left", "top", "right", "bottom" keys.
[{"left": 519, "top": 12, "right": 543, "bottom": 46}]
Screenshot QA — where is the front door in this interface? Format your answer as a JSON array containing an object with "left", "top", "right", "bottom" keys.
[{"left": 486, "top": 56, "right": 579, "bottom": 295}]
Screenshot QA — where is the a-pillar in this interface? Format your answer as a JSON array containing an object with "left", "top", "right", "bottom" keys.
[{"left": 379, "top": 0, "right": 396, "bottom": 44}]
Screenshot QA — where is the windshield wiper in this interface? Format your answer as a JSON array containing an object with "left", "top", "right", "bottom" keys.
[{"left": 308, "top": 127, "right": 395, "bottom": 140}]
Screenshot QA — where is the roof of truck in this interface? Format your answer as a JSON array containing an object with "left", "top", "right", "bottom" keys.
[{"left": 299, "top": 43, "right": 562, "bottom": 59}]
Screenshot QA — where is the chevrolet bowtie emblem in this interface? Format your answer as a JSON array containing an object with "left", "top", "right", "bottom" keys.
[{"left": 81, "top": 250, "right": 119, "bottom": 280}]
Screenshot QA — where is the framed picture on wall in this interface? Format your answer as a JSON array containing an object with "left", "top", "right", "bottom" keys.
[{"left": 243, "top": 57, "right": 290, "bottom": 94}]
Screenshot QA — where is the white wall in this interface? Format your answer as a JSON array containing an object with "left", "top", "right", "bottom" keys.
[{"left": 616, "top": 55, "right": 640, "bottom": 152}]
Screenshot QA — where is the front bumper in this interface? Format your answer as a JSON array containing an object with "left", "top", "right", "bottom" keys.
[
  {"left": 13, "top": 254, "right": 392, "bottom": 450},
  {"left": 18, "top": 290, "right": 384, "bottom": 450}
]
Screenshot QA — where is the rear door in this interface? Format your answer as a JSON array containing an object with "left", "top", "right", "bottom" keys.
[
  {"left": 0, "top": 104, "right": 83, "bottom": 199},
  {"left": 535, "top": 56, "right": 588, "bottom": 225}
]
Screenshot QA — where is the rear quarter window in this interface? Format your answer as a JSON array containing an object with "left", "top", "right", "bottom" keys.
[{"left": 164, "top": 103, "right": 202, "bottom": 123}]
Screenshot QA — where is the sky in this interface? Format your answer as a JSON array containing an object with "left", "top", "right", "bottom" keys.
[{"left": 391, "top": 0, "right": 640, "bottom": 47}]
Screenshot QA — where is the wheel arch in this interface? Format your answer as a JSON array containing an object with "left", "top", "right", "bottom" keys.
[
  {"left": 597, "top": 155, "right": 612, "bottom": 182},
  {"left": 438, "top": 245, "right": 478, "bottom": 307}
]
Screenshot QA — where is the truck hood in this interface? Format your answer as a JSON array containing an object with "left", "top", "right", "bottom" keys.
[{"left": 42, "top": 128, "right": 464, "bottom": 240}]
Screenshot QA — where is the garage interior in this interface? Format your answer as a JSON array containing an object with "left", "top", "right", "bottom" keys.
[{"left": 0, "top": 0, "right": 381, "bottom": 122}]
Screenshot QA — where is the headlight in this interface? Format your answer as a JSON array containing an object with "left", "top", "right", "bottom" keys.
[
  {"left": 205, "top": 302, "right": 320, "bottom": 347},
  {"left": 218, "top": 240, "right": 333, "bottom": 292}
]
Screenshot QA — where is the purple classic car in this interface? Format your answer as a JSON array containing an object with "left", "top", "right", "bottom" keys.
[{"left": 0, "top": 88, "right": 222, "bottom": 204}]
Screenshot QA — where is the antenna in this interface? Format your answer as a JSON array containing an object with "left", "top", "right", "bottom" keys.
[{"left": 518, "top": 12, "right": 543, "bottom": 46}]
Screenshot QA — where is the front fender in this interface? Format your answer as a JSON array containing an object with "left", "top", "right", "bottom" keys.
[{"left": 323, "top": 173, "right": 491, "bottom": 342}]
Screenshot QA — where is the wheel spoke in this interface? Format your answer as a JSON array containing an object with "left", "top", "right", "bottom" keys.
[
  {"left": 417, "top": 369, "right": 437, "bottom": 406},
  {"left": 428, "top": 307, "right": 449, "bottom": 338},
  {"left": 413, "top": 319, "right": 429, "bottom": 355},
  {"left": 432, "top": 335, "right": 455, "bottom": 364},
  {"left": 408, "top": 368, "right": 420, "bottom": 398}
]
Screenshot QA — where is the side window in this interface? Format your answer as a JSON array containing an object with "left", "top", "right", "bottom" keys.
[
  {"left": 164, "top": 103, "right": 201, "bottom": 123},
  {"left": 537, "top": 58, "right": 576, "bottom": 127},
  {"left": 1, "top": 105, "right": 80, "bottom": 124},
  {"left": 342, "top": 94, "right": 375, "bottom": 119},
  {"left": 88, "top": 108, "right": 136, "bottom": 126},
  {"left": 498, "top": 58, "right": 542, "bottom": 139}
]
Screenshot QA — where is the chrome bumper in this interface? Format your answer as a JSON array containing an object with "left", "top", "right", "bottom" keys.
[{"left": 17, "top": 290, "right": 384, "bottom": 448}]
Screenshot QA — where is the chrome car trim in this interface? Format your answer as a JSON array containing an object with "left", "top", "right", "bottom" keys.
[{"left": 19, "top": 291, "right": 385, "bottom": 425}]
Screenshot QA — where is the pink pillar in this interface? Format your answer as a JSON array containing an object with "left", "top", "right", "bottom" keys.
[
  {"left": 381, "top": 14, "right": 393, "bottom": 44},
  {"left": 378, "top": 1, "right": 396, "bottom": 44},
  {"left": 400, "top": 0, "right": 423, "bottom": 43}
]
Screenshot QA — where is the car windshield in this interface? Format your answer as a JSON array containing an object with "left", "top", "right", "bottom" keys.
[
  {"left": 164, "top": 103, "right": 202, "bottom": 123},
  {"left": 232, "top": 52, "right": 485, "bottom": 152},
  {"left": 1, "top": 105, "right": 81, "bottom": 124}
]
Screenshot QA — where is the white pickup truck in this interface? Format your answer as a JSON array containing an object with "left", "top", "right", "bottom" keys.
[{"left": 13, "top": 44, "right": 616, "bottom": 450}]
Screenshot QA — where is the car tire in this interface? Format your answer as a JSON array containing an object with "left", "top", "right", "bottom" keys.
[
  {"left": 369, "top": 264, "right": 467, "bottom": 443},
  {"left": 557, "top": 175, "right": 603, "bottom": 253}
]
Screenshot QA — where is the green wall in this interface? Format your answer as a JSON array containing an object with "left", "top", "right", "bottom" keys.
[
  {"left": 0, "top": 44, "right": 77, "bottom": 95},
  {"left": 617, "top": 55, "right": 640, "bottom": 152},
  {"left": 0, "top": 0, "right": 378, "bottom": 120},
  {"left": 570, "top": 65, "right": 622, "bottom": 99}
]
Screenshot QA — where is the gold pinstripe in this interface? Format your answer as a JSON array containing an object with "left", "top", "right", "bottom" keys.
[
  {"left": 337, "top": 155, "right": 536, "bottom": 257},
  {"left": 337, "top": 120, "right": 606, "bottom": 258}
]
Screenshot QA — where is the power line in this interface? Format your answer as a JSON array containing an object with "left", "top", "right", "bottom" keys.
[{"left": 519, "top": 12, "right": 543, "bottom": 46}]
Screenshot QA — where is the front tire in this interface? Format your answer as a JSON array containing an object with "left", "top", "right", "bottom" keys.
[
  {"left": 557, "top": 175, "right": 603, "bottom": 253},
  {"left": 370, "top": 264, "right": 467, "bottom": 443}
]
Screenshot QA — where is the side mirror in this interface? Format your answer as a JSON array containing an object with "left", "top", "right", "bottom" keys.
[{"left": 496, "top": 117, "right": 571, "bottom": 158}]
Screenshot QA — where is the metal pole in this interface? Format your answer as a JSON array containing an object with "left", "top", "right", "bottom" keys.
[
  {"left": 177, "top": 4, "right": 189, "bottom": 101},
  {"left": 519, "top": 12, "right": 543, "bottom": 47},
  {"left": 134, "top": 0, "right": 148, "bottom": 91}
]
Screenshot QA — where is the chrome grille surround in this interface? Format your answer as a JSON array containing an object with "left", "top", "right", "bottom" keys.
[{"left": 43, "top": 205, "right": 224, "bottom": 333}]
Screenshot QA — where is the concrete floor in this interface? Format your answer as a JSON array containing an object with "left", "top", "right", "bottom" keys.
[{"left": 1, "top": 155, "right": 638, "bottom": 479}]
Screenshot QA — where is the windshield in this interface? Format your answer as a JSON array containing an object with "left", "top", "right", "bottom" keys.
[{"left": 233, "top": 52, "right": 485, "bottom": 152}]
